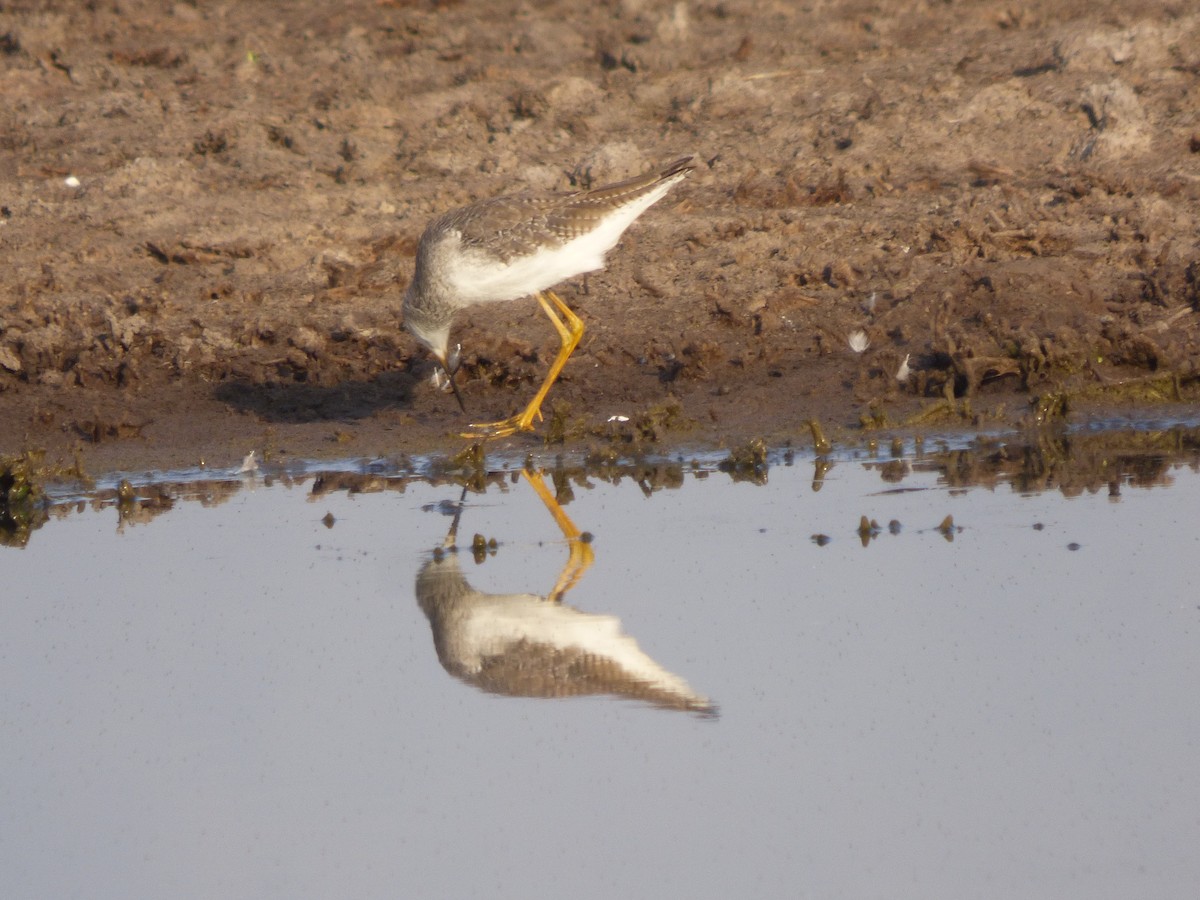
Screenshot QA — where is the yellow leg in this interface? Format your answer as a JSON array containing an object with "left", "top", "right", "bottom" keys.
[
  {"left": 522, "top": 469, "right": 594, "bottom": 602},
  {"left": 464, "top": 289, "right": 585, "bottom": 439}
]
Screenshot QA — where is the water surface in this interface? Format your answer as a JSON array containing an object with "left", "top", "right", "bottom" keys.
[{"left": 4, "top": 430, "right": 1199, "bottom": 899}]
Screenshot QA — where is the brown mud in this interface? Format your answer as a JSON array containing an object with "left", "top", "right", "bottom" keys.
[{"left": 2, "top": 1, "right": 1199, "bottom": 475}]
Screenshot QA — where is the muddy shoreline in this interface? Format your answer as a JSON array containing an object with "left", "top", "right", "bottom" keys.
[{"left": 2, "top": 1, "right": 1199, "bottom": 475}]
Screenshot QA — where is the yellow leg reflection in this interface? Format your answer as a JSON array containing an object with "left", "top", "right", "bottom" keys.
[
  {"left": 463, "top": 290, "right": 584, "bottom": 439},
  {"left": 522, "top": 468, "right": 594, "bottom": 602}
]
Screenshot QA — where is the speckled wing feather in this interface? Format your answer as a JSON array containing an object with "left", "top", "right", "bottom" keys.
[
  {"left": 470, "top": 640, "right": 718, "bottom": 715},
  {"left": 439, "top": 157, "right": 695, "bottom": 262}
]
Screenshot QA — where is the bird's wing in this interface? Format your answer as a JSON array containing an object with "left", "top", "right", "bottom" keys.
[{"left": 439, "top": 194, "right": 578, "bottom": 261}]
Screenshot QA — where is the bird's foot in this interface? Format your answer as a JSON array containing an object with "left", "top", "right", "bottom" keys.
[{"left": 460, "top": 412, "right": 539, "bottom": 440}]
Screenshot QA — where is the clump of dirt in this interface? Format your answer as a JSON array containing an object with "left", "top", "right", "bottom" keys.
[
  {"left": 2, "top": 1, "right": 1199, "bottom": 473},
  {"left": 0, "top": 452, "right": 48, "bottom": 547},
  {"left": 718, "top": 437, "right": 769, "bottom": 484}
]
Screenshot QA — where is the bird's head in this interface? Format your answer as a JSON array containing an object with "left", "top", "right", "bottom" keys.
[{"left": 403, "top": 305, "right": 465, "bottom": 412}]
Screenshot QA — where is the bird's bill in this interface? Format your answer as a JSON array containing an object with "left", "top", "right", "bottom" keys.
[
  {"left": 435, "top": 349, "right": 466, "bottom": 413},
  {"left": 447, "top": 371, "right": 466, "bottom": 412}
]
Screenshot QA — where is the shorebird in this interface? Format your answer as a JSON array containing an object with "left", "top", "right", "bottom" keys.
[
  {"left": 416, "top": 472, "right": 716, "bottom": 715},
  {"left": 403, "top": 157, "right": 695, "bottom": 437}
]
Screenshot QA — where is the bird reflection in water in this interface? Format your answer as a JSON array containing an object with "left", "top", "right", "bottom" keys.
[{"left": 416, "top": 470, "right": 716, "bottom": 717}]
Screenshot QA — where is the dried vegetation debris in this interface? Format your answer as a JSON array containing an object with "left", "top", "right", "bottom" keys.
[
  {"left": 0, "top": 451, "right": 48, "bottom": 548},
  {"left": 10, "top": 424, "right": 1200, "bottom": 549}
]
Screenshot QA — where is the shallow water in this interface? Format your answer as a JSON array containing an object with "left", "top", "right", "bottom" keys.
[{"left": 4, "top": 430, "right": 1200, "bottom": 899}]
